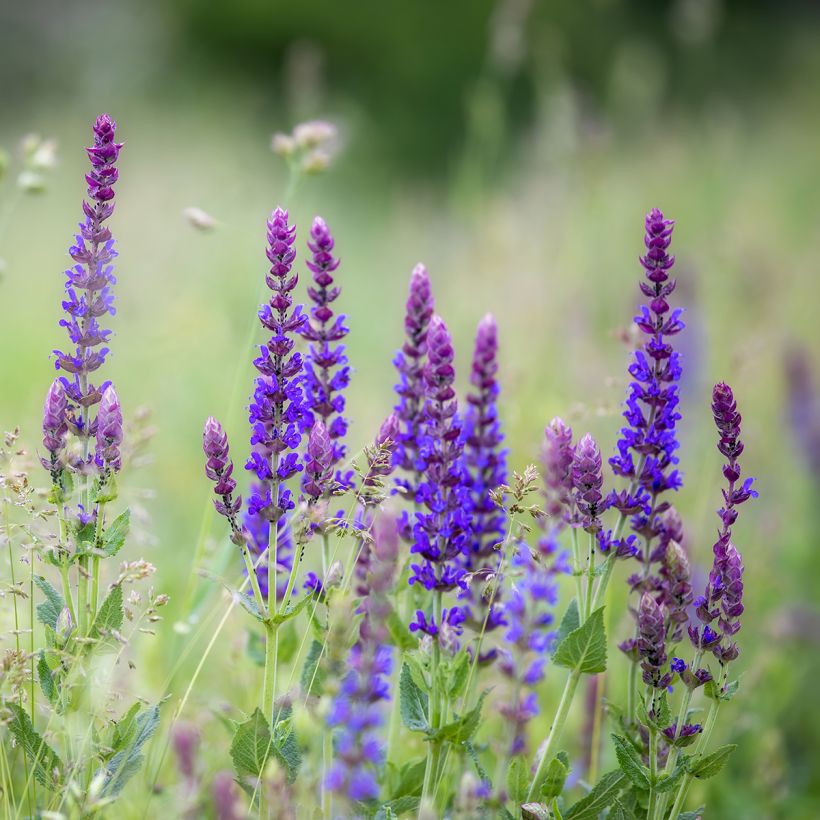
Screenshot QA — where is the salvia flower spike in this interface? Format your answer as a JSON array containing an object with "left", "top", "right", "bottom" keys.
[
  {"left": 408, "top": 314, "right": 469, "bottom": 635},
  {"left": 301, "top": 216, "right": 351, "bottom": 486},
  {"left": 202, "top": 416, "right": 243, "bottom": 542},
  {"left": 94, "top": 385, "right": 123, "bottom": 473},
  {"left": 245, "top": 208, "right": 307, "bottom": 597},
  {"left": 42, "top": 379, "right": 68, "bottom": 477},
  {"left": 393, "top": 263, "right": 435, "bottom": 491},
  {"left": 689, "top": 382, "right": 755, "bottom": 662},
  {"left": 462, "top": 313, "right": 508, "bottom": 632},
  {"left": 53, "top": 114, "right": 123, "bottom": 439}
]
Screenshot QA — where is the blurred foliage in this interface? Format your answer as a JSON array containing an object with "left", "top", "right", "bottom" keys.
[{"left": 0, "top": 0, "right": 819, "bottom": 817}]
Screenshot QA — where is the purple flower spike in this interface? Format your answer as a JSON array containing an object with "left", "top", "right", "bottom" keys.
[
  {"left": 244, "top": 208, "right": 307, "bottom": 590},
  {"left": 610, "top": 209, "right": 683, "bottom": 498},
  {"left": 42, "top": 380, "right": 68, "bottom": 474},
  {"left": 301, "top": 216, "right": 350, "bottom": 482},
  {"left": 690, "top": 383, "right": 754, "bottom": 662},
  {"left": 203, "top": 416, "right": 243, "bottom": 541},
  {"left": 464, "top": 314, "right": 507, "bottom": 562},
  {"left": 95, "top": 385, "right": 123, "bottom": 472},
  {"left": 303, "top": 420, "right": 334, "bottom": 501},
  {"left": 461, "top": 314, "right": 508, "bottom": 635},
  {"left": 393, "top": 264, "right": 435, "bottom": 489},
  {"left": 53, "top": 114, "right": 123, "bottom": 440},
  {"left": 637, "top": 592, "right": 672, "bottom": 689},
  {"left": 572, "top": 434, "right": 606, "bottom": 533},
  {"left": 408, "top": 315, "right": 469, "bottom": 636},
  {"left": 542, "top": 418, "right": 575, "bottom": 522}
]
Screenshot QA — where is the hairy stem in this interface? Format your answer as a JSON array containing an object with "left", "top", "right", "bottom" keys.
[{"left": 526, "top": 666, "right": 582, "bottom": 801}]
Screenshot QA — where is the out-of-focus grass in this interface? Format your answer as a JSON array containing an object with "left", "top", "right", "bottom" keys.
[{"left": 1, "top": 51, "right": 820, "bottom": 816}]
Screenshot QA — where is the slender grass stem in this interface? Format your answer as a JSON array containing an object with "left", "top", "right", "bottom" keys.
[{"left": 526, "top": 666, "right": 582, "bottom": 801}]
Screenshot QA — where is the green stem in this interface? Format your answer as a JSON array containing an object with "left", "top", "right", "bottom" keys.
[
  {"left": 584, "top": 531, "right": 596, "bottom": 621},
  {"left": 241, "top": 545, "right": 267, "bottom": 615},
  {"left": 321, "top": 729, "right": 333, "bottom": 819},
  {"left": 656, "top": 650, "right": 704, "bottom": 817},
  {"left": 667, "top": 677, "right": 724, "bottom": 819},
  {"left": 89, "top": 502, "right": 106, "bottom": 623},
  {"left": 526, "top": 667, "right": 582, "bottom": 801},
  {"left": 420, "top": 590, "right": 443, "bottom": 812},
  {"left": 647, "top": 723, "right": 659, "bottom": 819},
  {"left": 262, "top": 622, "right": 277, "bottom": 722},
  {"left": 78, "top": 556, "right": 89, "bottom": 636},
  {"left": 570, "top": 527, "right": 585, "bottom": 613}
]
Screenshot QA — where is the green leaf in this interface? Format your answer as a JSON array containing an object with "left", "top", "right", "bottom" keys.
[
  {"left": 540, "top": 753, "right": 570, "bottom": 800},
  {"left": 521, "top": 804, "right": 552, "bottom": 820},
  {"left": 37, "top": 652, "right": 57, "bottom": 706},
  {"left": 427, "top": 690, "right": 487, "bottom": 744},
  {"left": 91, "top": 584, "right": 124, "bottom": 640},
  {"left": 101, "top": 509, "right": 130, "bottom": 556},
  {"left": 390, "top": 759, "right": 426, "bottom": 799},
  {"left": 611, "top": 734, "right": 651, "bottom": 790},
  {"left": 609, "top": 799, "right": 636, "bottom": 820},
  {"left": 300, "top": 639, "right": 326, "bottom": 696},
  {"left": 400, "top": 664, "right": 429, "bottom": 732},
  {"left": 230, "top": 707, "right": 300, "bottom": 785},
  {"left": 565, "top": 770, "right": 627, "bottom": 820},
  {"left": 34, "top": 575, "right": 64, "bottom": 630},
  {"left": 553, "top": 606, "right": 607, "bottom": 674},
  {"left": 677, "top": 806, "right": 705, "bottom": 819},
  {"left": 705, "top": 677, "right": 739, "bottom": 703},
  {"left": 506, "top": 756, "right": 529, "bottom": 804},
  {"left": 654, "top": 690, "right": 672, "bottom": 729},
  {"left": 655, "top": 758, "right": 689, "bottom": 794},
  {"left": 464, "top": 740, "right": 491, "bottom": 787},
  {"left": 270, "top": 591, "right": 316, "bottom": 626},
  {"left": 230, "top": 708, "right": 273, "bottom": 780},
  {"left": 6, "top": 703, "right": 63, "bottom": 787},
  {"left": 687, "top": 744, "right": 737, "bottom": 779},
  {"left": 445, "top": 651, "right": 470, "bottom": 700},
  {"left": 111, "top": 702, "right": 142, "bottom": 753},
  {"left": 551, "top": 599, "right": 580, "bottom": 657},
  {"left": 231, "top": 587, "right": 266, "bottom": 622},
  {"left": 98, "top": 704, "right": 160, "bottom": 797}
]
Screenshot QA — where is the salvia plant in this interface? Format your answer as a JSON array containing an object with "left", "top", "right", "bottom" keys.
[{"left": 1, "top": 116, "right": 758, "bottom": 820}]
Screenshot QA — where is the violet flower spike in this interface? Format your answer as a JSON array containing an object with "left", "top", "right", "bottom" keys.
[
  {"left": 244, "top": 208, "right": 307, "bottom": 597},
  {"left": 408, "top": 315, "right": 469, "bottom": 638},
  {"left": 572, "top": 433, "right": 605, "bottom": 533},
  {"left": 95, "top": 385, "right": 123, "bottom": 473},
  {"left": 303, "top": 420, "right": 335, "bottom": 502},
  {"left": 637, "top": 592, "right": 673, "bottom": 689},
  {"left": 203, "top": 416, "right": 243, "bottom": 542},
  {"left": 461, "top": 314, "right": 508, "bottom": 634},
  {"left": 53, "top": 114, "right": 123, "bottom": 439},
  {"left": 300, "top": 216, "right": 350, "bottom": 486},
  {"left": 689, "top": 383, "right": 755, "bottom": 663},
  {"left": 42, "top": 380, "right": 68, "bottom": 477},
  {"left": 393, "top": 263, "right": 435, "bottom": 492}
]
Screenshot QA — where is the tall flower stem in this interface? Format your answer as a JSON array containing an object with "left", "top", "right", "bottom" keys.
[
  {"left": 571, "top": 527, "right": 585, "bottom": 613},
  {"left": 583, "top": 531, "right": 596, "bottom": 621},
  {"left": 667, "top": 679, "right": 724, "bottom": 819},
  {"left": 420, "top": 589, "right": 443, "bottom": 810},
  {"left": 647, "top": 722, "right": 659, "bottom": 818},
  {"left": 526, "top": 666, "right": 582, "bottom": 800}
]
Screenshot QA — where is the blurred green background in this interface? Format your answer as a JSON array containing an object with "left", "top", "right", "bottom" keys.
[{"left": 1, "top": 0, "right": 819, "bottom": 817}]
